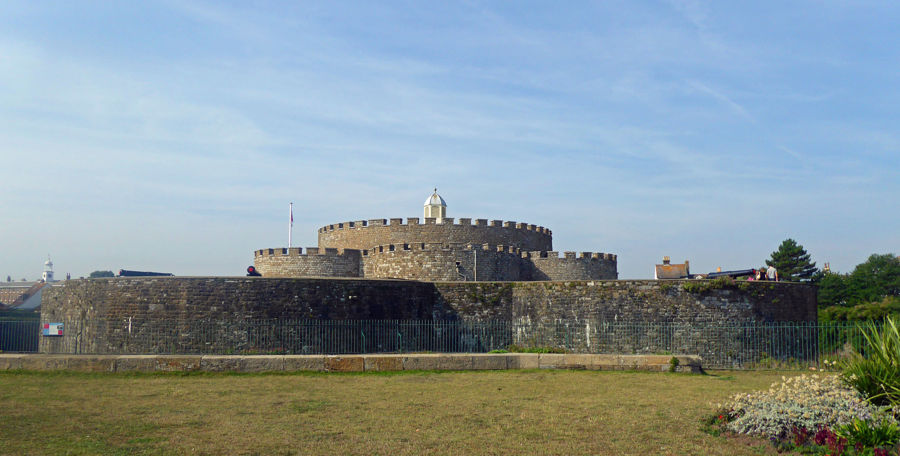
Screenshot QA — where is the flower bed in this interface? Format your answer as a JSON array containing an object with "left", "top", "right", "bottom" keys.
[{"left": 707, "top": 373, "right": 899, "bottom": 455}]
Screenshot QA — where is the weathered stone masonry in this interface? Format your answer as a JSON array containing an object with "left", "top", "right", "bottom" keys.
[
  {"left": 255, "top": 218, "right": 617, "bottom": 281},
  {"left": 40, "top": 277, "right": 817, "bottom": 358},
  {"left": 318, "top": 218, "right": 553, "bottom": 252}
]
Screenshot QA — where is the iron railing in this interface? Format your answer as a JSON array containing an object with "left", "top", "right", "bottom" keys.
[{"left": 0, "top": 318, "right": 875, "bottom": 369}]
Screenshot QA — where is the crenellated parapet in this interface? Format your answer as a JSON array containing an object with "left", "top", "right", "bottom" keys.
[
  {"left": 317, "top": 217, "right": 553, "bottom": 253},
  {"left": 359, "top": 243, "right": 617, "bottom": 282},
  {"left": 527, "top": 251, "right": 618, "bottom": 281},
  {"left": 253, "top": 247, "right": 362, "bottom": 278}
]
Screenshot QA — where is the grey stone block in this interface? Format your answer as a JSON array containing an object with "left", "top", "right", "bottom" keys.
[
  {"left": 471, "top": 354, "right": 508, "bottom": 370},
  {"left": 67, "top": 356, "right": 117, "bottom": 372},
  {"left": 155, "top": 356, "right": 203, "bottom": 372},
  {"left": 508, "top": 354, "right": 539, "bottom": 369},
  {"left": 402, "top": 355, "right": 442, "bottom": 371},
  {"left": 20, "top": 355, "right": 69, "bottom": 371},
  {"left": 0, "top": 354, "right": 25, "bottom": 370},
  {"left": 284, "top": 356, "right": 325, "bottom": 372},
  {"left": 240, "top": 356, "right": 284, "bottom": 372},
  {"left": 200, "top": 355, "right": 244, "bottom": 372},
  {"left": 114, "top": 356, "right": 158, "bottom": 372}
]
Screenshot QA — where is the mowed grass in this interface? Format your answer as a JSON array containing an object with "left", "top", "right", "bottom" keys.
[{"left": 0, "top": 369, "right": 788, "bottom": 455}]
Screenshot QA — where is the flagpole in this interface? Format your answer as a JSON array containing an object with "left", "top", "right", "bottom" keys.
[{"left": 288, "top": 202, "right": 293, "bottom": 248}]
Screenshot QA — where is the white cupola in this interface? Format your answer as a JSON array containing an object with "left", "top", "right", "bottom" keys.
[
  {"left": 424, "top": 188, "right": 447, "bottom": 220},
  {"left": 42, "top": 255, "right": 55, "bottom": 282}
]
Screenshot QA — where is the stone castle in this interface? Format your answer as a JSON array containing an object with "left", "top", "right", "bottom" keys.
[{"left": 254, "top": 190, "right": 618, "bottom": 281}]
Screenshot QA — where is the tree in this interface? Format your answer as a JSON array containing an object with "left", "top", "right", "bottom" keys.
[
  {"left": 88, "top": 270, "right": 115, "bottom": 278},
  {"left": 766, "top": 238, "right": 817, "bottom": 282},
  {"left": 847, "top": 253, "right": 900, "bottom": 304},
  {"left": 817, "top": 272, "right": 850, "bottom": 307}
]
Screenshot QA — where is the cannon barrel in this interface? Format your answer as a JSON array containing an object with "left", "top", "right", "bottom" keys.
[
  {"left": 706, "top": 269, "right": 755, "bottom": 279},
  {"left": 117, "top": 270, "right": 174, "bottom": 277}
]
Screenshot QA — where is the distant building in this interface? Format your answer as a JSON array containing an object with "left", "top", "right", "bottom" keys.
[
  {"left": 42, "top": 256, "right": 56, "bottom": 282},
  {"left": 0, "top": 281, "right": 46, "bottom": 310},
  {"left": 655, "top": 256, "right": 690, "bottom": 279},
  {"left": 0, "top": 256, "right": 58, "bottom": 310}
]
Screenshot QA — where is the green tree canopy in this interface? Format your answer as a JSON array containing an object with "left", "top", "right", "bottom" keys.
[
  {"left": 817, "top": 253, "right": 899, "bottom": 308},
  {"left": 88, "top": 270, "right": 115, "bottom": 278},
  {"left": 848, "top": 254, "right": 900, "bottom": 304},
  {"left": 766, "top": 238, "right": 817, "bottom": 282},
  {"left": 817, "top": 272, "right": 850, "bottom": 307}
]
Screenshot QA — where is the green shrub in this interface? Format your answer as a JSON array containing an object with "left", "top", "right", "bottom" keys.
[
  {"left": 835, "top": 417, "right": 900, "bottom": 448},
  {"left": 721, "top": 374, "right": 891, "bottom": 439},
  {"left": 820, "top": 296, "right": 900, "bottom": 323},
  {"left": 842, "top": 316, "right": 900, "bottom": 410},
  {"left": 668, "top": 356, "right": 680, "bottom": 373},
  {"left": 505, "top": 344, "right": 567, "bottom": 354}
]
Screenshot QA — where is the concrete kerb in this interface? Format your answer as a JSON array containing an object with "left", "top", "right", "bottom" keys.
[{"left": 0, "top": 354, "right": 702, "bottom": 373}]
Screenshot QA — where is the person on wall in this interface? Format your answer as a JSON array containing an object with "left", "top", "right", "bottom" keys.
[{"left": 766, "top": 265, "right": 778, "bottom": 282}]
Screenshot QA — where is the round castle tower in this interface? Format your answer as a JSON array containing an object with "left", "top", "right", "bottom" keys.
[{"left": 254, "top": 190, "right": 617, "bottom": 281}]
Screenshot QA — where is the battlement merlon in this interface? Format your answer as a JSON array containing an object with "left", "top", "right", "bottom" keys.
[
  {"left": 520, "top": 251, "right": 618, "bottom": 261},
  {"left": 319, "top": 218, "right": 551, "bottom": 234},
  {"left": 253, "top": 247, "right": 361, "bottom": 257}
]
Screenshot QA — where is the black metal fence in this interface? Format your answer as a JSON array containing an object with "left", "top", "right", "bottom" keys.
[
  {"left": 0, "top": 318, "right": 872, "bottom": 369},
  {"left": 0, "top": 319, "right": 40, "bottom": 352}
]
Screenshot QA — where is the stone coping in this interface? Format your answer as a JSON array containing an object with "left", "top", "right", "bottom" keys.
[{"left": 0, "top": 354, "right": 701, "bottom": 373}]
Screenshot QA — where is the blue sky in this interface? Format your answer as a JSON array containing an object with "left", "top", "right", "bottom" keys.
[{"left": 1, "top": 1, "right": 897, "bottom": 280}]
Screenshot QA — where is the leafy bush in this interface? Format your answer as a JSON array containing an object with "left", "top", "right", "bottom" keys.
[
  {"left": 842, "top": 316, "right": 900, "bottom": 410},
  {"left": 682, "top": 276, "right": 737, "bottom": 293},
  {"left": 668, "top": 356, "right": 680, "bottom": 373},
  {"left": 721, "top": 374, "right": 891, "bottom": 439},
  {"left": 835, "top": 417, "right": 900, "bottom": 448},
  {"left": 504, "top": 344, "right": 567, "bottom": 354},
  {"left": 820, "top": 297, "right": 900, "bottom": 322}
]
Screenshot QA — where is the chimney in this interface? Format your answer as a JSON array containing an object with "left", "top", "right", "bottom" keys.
[{"left": 663, "top": 256, "right": 671, "bottom": 265}]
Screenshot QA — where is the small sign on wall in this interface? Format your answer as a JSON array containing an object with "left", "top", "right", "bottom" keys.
[{"left": 42, "top": 323, "right": 64, "bottom": 336}]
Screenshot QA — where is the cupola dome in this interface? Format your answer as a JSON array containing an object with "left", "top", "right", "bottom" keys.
[{"left": 424, "top": 188, "right": 447, "bottom": 219}]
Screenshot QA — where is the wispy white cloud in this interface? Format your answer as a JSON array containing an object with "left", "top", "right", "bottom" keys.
[
  {"left": 0, "top": 1, "right": 898, "bottom": 279},
  {"left": 685, "top": 79, "right": 756, "bottom": 122}
]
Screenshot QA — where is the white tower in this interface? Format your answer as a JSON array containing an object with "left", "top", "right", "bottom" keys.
[
  {"left": 42, "top": 255, "right": 55, "bottom": 282},
  {"left": 424, "top": 188, "right": 447, "bottom": 220}
]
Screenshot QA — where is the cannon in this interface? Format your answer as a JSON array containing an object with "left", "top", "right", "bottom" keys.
[
  {"left": 117, "top": 270, "right": 174, "bottom": 277},
  {"left": 705, "top": 269, "right": 756, "bottom": 279}
]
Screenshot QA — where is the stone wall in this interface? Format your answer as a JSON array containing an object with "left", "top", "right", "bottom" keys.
[
  {"left": 362, "top": 244, "right": 529, "bottom": 282},
  {"left": 41, "top": 278, "right": 817, "bottom": 324},
  {"left": 254, "top": 248, "right": 361, "bottom": 278},
  {"left": 318, "top": 218, "right": 553, "bottom": 252},
  {"left": 39, "top": 277, "right": 817, "bottom": 363},
  {"left": 527, "top": 252, "right": 618, "bottom": 281},
  {"left": 256, "top": 243, "right": 619, "bottom": 282},
  {"left": 432, "top": 280, "right": 817, "bottom": 323}
]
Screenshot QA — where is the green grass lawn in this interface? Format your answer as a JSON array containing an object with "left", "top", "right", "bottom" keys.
[{"left": 0, "top": 369, "right": 790, "bottom": 455}]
